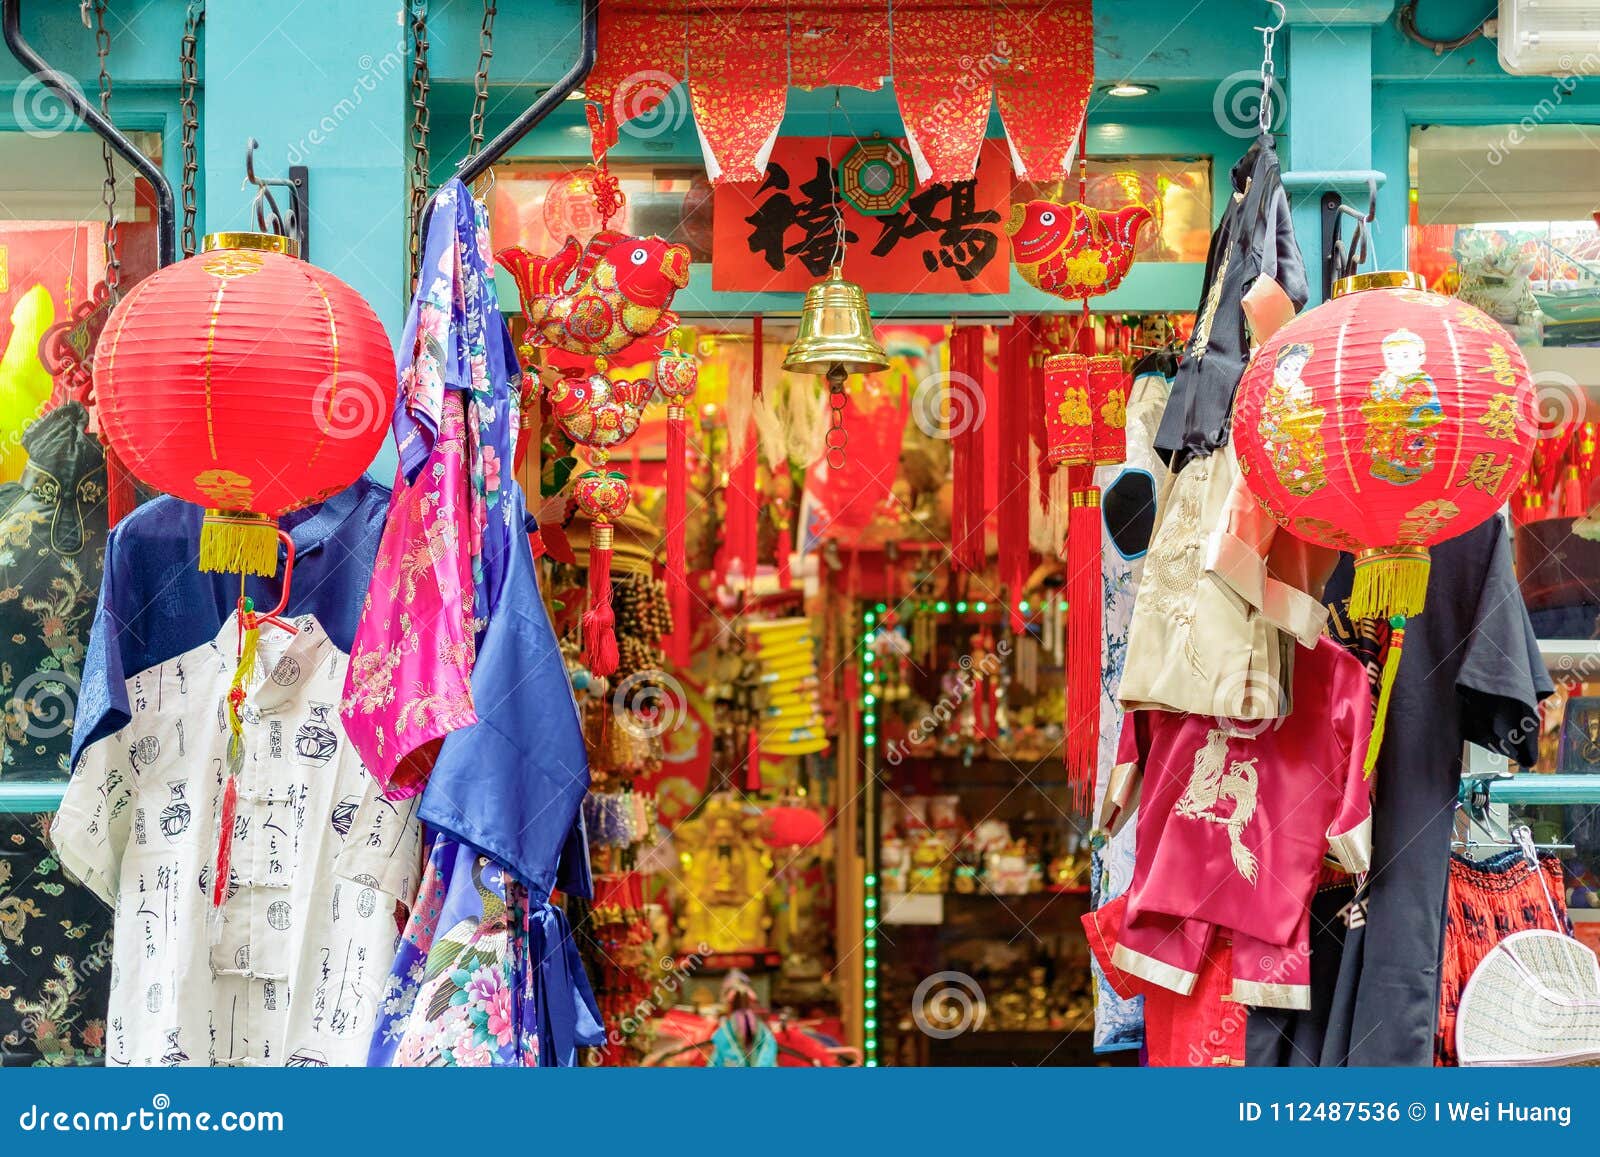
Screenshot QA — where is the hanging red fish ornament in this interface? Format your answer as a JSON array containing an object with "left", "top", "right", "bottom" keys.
[
  {"left": 497, "top": 231, "right": 690, "bottom": 359},
  {"left": 1007, "top": 197, "right": 1156, "bottom": 302}
]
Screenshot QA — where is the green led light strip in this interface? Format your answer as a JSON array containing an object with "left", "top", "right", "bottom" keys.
[{"left": 861, "top": 601, "right": 881, "bottom": 1065}]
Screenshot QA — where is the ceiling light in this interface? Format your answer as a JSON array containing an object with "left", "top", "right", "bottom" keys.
[{"left": 1100, "top": 82, "right": 1155, "bottom": 98}]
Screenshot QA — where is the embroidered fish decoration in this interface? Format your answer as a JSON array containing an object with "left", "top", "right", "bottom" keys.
[
  {"left": 546, "top": 367, "right": 658, "bottom": 451},
  {"left": 497, "top": 230, "right": 691, "bottom": 359},
  {"left": 1006, "top": 198, "right": 1155, "bottom": 302}
]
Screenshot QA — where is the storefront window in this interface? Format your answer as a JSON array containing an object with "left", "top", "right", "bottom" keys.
[
  {"left": 486, "top": 162, "right": 713, "bottom": 262},
  {"left": 1018, "top": 155, "right": 1213, "bottom": 264}
]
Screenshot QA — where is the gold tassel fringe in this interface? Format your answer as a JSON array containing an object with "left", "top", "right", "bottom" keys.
[
  {"left": 200, "top": 511, "right": 281, "bottom": 577},
  {"left": 1349, "top": 547, "right": 1430, "bottom": 621}
]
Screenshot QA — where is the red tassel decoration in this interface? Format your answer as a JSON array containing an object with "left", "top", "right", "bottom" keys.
[
  {"left": 655, "top": 336, "right": 699, "bottom": 669},
  {"left": 583, "top": 519, "right": 620, "bottom": 677},
  {"left": 998, "top": 322, "right": 1034, "bottom": 632},
  {"left": 664, "top": 409, "right": 691, "bottom": 661},
  {"left": 212, "top": 774, "right": 238, "bottom": 908},
  {"left": 949, "top": 326, "right": 989, "bottom": 573},
  {"left": 1064, "top": 464, "right": 1100, "bottom": 815},
  {"left": 105, "top": 442, "right": 137, "bottom": 527},
  {"left": 746, "top": 725, "right": 762, "bottom": 792}
]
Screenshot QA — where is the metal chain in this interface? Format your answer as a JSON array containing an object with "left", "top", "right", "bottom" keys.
[
  {"left": 86, "top": 0, "right": 120, "bottom": 298},
  {"left": 179, "top": 1, "right": 204, "bottom": 257},
  {"left": 466, "top": 0, "right": 497, "bottom": 158},
  {"left": 406, "top": 0, "right": 431, "bottom": 289}
]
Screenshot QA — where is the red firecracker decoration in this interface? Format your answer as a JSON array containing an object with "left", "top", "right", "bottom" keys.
[
  {"left": 654, "top": 338, "right": 699, "bottom": 668},
  {"left": 1043, "top": 351, "right": 1129, "bottom": 813},
  {"left": 1233, "top": 271, "right": 1537, "bottom": 771},
  {"left": 92, "top": 233, "right": 395, "bottom": 574}
]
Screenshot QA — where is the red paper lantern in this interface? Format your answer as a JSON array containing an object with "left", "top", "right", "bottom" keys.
[
  {"left": 1234, "top": 271, "right": 1537, "bottom": 621},
  {"left": 761, "top": 803, "right": 827, "bottom": 850},
  {"left": 93, "top": 232, "right": 395, "bottom": 575}
]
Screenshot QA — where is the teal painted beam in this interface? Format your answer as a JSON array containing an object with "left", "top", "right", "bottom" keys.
[{"left": 202, "top": 0, "right": 408, "bottom": 334}]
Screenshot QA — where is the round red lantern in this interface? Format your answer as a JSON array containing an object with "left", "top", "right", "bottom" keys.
[
  {"left": 1234, "top": 271, "right": 1536, "bottom": 622},
  {"left": 93, "top": 232, "right": 395, "bottom": 575},
  {"left": 761, "top": 803, "right": 827, "bottom": 850}
]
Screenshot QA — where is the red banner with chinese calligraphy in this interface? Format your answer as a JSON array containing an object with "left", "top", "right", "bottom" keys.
[{"left": 712, "top": 137, "right": 1011, "bottom": 294}]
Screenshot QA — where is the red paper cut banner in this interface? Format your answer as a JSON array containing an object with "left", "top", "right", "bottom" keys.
[
  {"left": 687, "top": 1, "right": 789, "bottom": 183},
  {"left": 585, "top": 1, "right": 686, "bottom": 152},
  {"left": 892, "top": 0, "right": 996, "bottom": 183},
  {"left": 788, "top": 4, "right": 889, "bottom": 91},
  {"left": 994, "top": 0, "right": 1095, "bottom": 180},
  {"left": 713, "top": 136, "right": 1011, "bottom": 294}
]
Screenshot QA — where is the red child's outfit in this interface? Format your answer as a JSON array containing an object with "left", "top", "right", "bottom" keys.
[
  {"left": 1084, "top": 894, "right": 1248, "bottom": 1066},
  {"left": 1100, "top": 635, "right": 1373, "bottom": 1010}
]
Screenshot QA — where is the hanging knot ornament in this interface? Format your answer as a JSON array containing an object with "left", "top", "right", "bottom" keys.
[
  {"left": 91, "top": 232, "right": 395, "bottom": 576},
  {"left": 654, "top": 336, "right": 700, "bottom": 667},
  {"left": 497, "top": 229, "right": 690, "bottom": 359},
  {"left": 548, "top": 360, "right": 658, "bottom": 678},
  {"left": 574, "top": 467, "right": 633, "bottom": 679},
  {"left": 1233, "top": 271, "right": 1537, "bottom": 773}
]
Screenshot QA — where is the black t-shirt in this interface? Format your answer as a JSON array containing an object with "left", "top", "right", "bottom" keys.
[{"left": 1252, "top": 516, "right": 1552, "bottom": 1066}]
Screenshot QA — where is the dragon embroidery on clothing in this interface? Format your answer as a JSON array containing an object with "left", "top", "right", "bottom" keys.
[{"left": 1174, "top": 728, "right": 1261, "bottom": 884}]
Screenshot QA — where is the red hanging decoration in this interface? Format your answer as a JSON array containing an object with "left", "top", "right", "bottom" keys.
[
  {"left": 497, "top": 230, "right": 690, "bottom": 361},
  {"left": 1007, "top": 196, "right": 1156, "bottom": 303},
  {"left": 993, "top": 0, "right": 1095, "bottom": 180},
  {"left": 1043, "top": 350, "right": 1123, "bottom": 814},
  {"left": 687, "top": 1, "right": 788, "bottom": 183},
  {"left": 575, "top": 467, "right": 631, "bottom": 677},
  {"left": 92, "top": 233, "right": 395, "bottom": 574},
  {"left": 584, "top": 0, "right": 686, "bottom": 153},
  {"left": 891, "top": 0, "right": 994, "bottom": 183},
  {"left": 949, "top": 326, "right": 989, "bottom": 573},
  {"left": 655, "top": 338, "right": 699, "bottom": 668},
  {"left": 998, "top": 322, "right": 1035, "bottom": 631},
  {"left": 787, "top": 7, "right": 888, "bottom": 91}
]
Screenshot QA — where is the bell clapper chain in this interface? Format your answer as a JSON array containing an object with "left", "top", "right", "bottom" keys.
[{"left": 824, "top": 364, "right": 850, "bottom": 471}]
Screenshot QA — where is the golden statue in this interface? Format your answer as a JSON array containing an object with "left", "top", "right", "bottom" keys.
[{"left": 674, "top": 794, "right": 773, "bottom": 954}]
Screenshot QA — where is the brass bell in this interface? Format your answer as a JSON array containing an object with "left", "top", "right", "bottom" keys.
[{"left": 783, "top": 266, "right": 890, "bottom": 379}]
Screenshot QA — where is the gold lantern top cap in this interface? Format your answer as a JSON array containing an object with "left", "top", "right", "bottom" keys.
[
  {"left": 202, "top": 231, "right": 301, "bottom": 259},
  {"left": 1331, "top": 270, "right": 1426, "bottom": 298},
  {"left": 782, "top": 265, "right": 891, "bottom": 377}
]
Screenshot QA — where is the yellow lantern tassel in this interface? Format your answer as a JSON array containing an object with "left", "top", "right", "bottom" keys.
[
  {"left": 1349, "top": 546, "right": 1430, "bottom": 622},
  {"left": 201, "top": 511, "right": 281, "bottom": 577},
  {"left": 1362, "top": 616, "right": 1407, "bottom": 778}
]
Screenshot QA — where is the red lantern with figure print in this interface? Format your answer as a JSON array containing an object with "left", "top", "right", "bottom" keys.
[
  {"left": 1234, "top": 271, "right": 1537, "bottom": 770},
  {"left": 92, "top": 232, "right": 395, "bottom": 575}
]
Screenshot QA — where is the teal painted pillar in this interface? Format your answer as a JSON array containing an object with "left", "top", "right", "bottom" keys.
[
  {"left": 202, "top": 2, "right": 408, "bottom": 335},
  {"left": 1281, "top": 4, "right": 1393, "bottom": 302}
]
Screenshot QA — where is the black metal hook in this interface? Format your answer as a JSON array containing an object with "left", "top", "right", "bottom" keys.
[
  {"left": 3, "top": 0, "right": 176, "bottom": 268},
  {"left": 243, "top": 136, "right": 310, "bottom": 256}
]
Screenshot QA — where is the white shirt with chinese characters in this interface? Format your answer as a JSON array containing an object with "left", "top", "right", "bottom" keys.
[{"left": 54, "top": 612, "right": 422, "bottom": 1067}]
